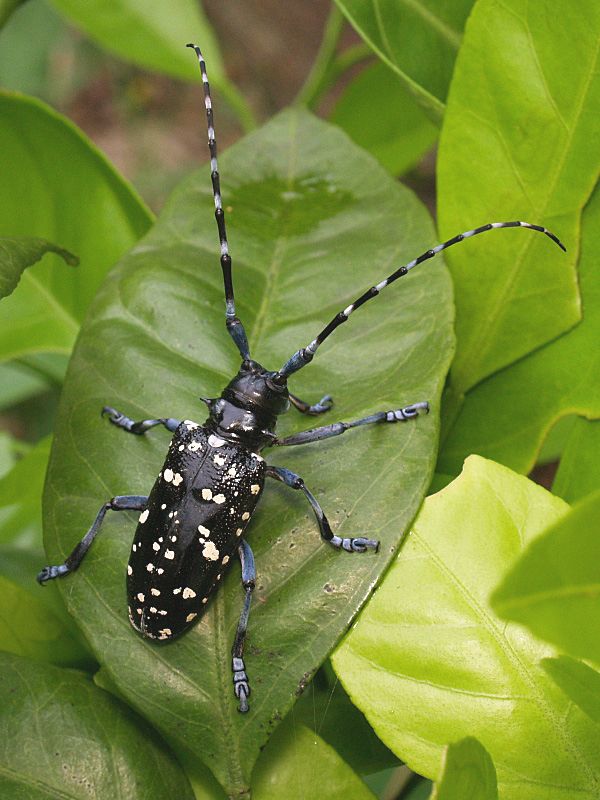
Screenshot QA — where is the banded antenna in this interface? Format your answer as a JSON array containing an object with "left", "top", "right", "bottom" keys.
[
  {"left": 276, "top": 220, "right": 566, "bottom": 380},
  {"left": 187, "top": 43, "right": 250, "bottom": 361}
]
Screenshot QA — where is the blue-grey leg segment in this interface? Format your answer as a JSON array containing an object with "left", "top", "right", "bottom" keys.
[
  {"left": 273, "top": 402, "right": 429, "bottom": 447},
  {"left": 267, "top": 466, "right": 379, "bottom": 553},
  {"left": 37, "top": 495, "right": 148, "bottom": 584},
  {"left": 289, "top": 391, "right": 333, "bottom": 416},
  {"left": 232, "top": 539, "right": 256, "bottom": 713},
  {"left": 102, "top": 406, "right": 180, "bottom": 435}
]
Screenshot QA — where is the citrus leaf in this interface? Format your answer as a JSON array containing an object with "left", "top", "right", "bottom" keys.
[
  {"left": 0, "top": 651, "right": 195, "bottom": 799},
  {"left": 333, "top": 0, "right": 474, "bottom": 123},
  {"left": 438, "top": 181, "right": 600, "bottom": 478},
  {"left": 330, "top": 62, "right": 438, "bottom": 176},
  {"left": 333, "top": 456, "right": 600, "bottom": 799},
  {"left": 438, "top": 0, "right": 599, "bottom": 396},
  {"left": 542, "top": 656, "right": 600, "bottom": 726},
  {"left": 252, "top": 720, "right": 376, "bottom": 799},
  {"left": 432, "top": 737, "right": 497, "bottom": 800},
  {"left": 0, "top": 91, "right": 152, "bottom": 362},
  {"left": 0, "top": 236, "right": 77, "bottom": 300},
  {"left": 48, "top": 0, "right": 223, "bottom": 85},
  {"left": 44, "top": 108, "right": 454, "bottom": 795},
  {"left": 553, "top": 417, "right": 600, "bottom": 503},
  {"left": 0, "top": 435, "right": 51, "bottom": 545},
  {"left": 492, "top": 489, "right": 600, "bottom": 663}
]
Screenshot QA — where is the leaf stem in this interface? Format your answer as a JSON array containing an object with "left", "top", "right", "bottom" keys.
[
  {"left": 295, "top": 5, "right": 345, "bottom": 108},
  {"left": 218, "top": 78, "right": 257, "bottom": 133}
]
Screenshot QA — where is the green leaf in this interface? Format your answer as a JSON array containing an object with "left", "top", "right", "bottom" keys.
[
  {"left": 333, "top": 0, "right": 474, "bottom": 123},
  {"left": 438, "top": 0, "right": 599, "bottom": 396},
  {"left": 252, "top": 720, "right": 376, "bottom": 799},
  {"left": 0, "top": 361, "right": 58, "bottom": 410},
  {"left": 432, "top": 737, "right": 497, "bottom": 800},
  {"left": 44, "top": 109, "right": 454, "bottom": 795},
  {"left": 48, "top": 0, "right": 223, "bottom": 84},
  {"left": 543, "top": 656, "right": 600, "bottom": 725},
  {"left": 553, "top": 417, "right": 600, "bottom": 503},
  {"left": 0, "top": 91, "right": 152, "bottom": 362},
  {"left": 492, "top": 489, "right": 600, "bottom": 663},
  {"left": 292, "top": 662, "right": 399, "bottom": 774},
  {"left": 0, "top": 236, "right": 77, "bottom": 300},
  {"left": 0, "top": 575, "right": 88, "bottom": 667},
  {"left": 0, "top": 651, "right": 195, "bottom": 799},
  {"left": 333, "top": 456, "right": 600, "bottom": 799},
  {"left": 0, "top": 435, "right": 51, "bottom": 546},
  {"left": 330, "top": 62, "right": 438, "bottom": 176},
  {"left": 0, "top": 0, "right": 23, "bottom": 27},
  {"left": 439, "top": 180, "right": 600, "bottom": 478}
]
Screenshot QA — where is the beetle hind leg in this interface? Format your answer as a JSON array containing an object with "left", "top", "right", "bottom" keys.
[{"left": 231, "top": 539, "right": 256, "bottom": 713}]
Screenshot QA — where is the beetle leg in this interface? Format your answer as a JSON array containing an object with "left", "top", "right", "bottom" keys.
[
  {"left": 266, "top": 466, "right": 379, "bottom": 553},
  {"left": 288, "top": 391, "right": 333, "bottom": 416},
  {"left": 37, "top": 495, "right": 148, "bottom": 584},
  {"left": 232, "top": 539, "right": 256, "bottom": 713},
  {"left": 272, "top": 402, "right": 429, "bottom": 447},
  {"left": 102, "top": 407, "right": 180, "bottom": 435}
]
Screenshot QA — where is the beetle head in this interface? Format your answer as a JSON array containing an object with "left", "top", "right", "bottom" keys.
[{"left": 222, "top": 359, "right": 290, "bottom": 417}]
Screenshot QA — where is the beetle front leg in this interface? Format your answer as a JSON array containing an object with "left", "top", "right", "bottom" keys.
[
  {"left": 102, "top": 407, "right": 180, "bottom": 435},
  {"left": 266, "top": 466, "right": 379, "bottom": 553},
  {"left": 232, "top": 539, "right": 255, "bottom": 713},
  {"left": 288, "top": 391, "right": 333, "bottom": 416},
  {"left": 37, "top": 495, "right": 148, "bottom": 583}
]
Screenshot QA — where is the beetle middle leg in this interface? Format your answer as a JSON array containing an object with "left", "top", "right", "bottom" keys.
[
  {"left": 273, "top": 402, "right": 429, "bottom": 447},
  {"left": 232, "top": 539, "right": 255, "bottom": 713},
  {"left": 37, "top": 495, "right": 148, "bottom": 583},
  {"left": 102, "top": 406, "right": 180, "bottom": 435},
  {"left": 266, "top": 466, "right": 378, "bottom": 553}
]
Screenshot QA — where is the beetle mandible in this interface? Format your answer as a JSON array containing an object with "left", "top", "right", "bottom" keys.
[{"left": 38, "top": 44, "right": 565, "bottom": 713}]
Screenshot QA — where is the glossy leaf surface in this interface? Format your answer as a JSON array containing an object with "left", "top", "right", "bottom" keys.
[
  {"left": 0, "top": 92, "right": 152, "bottom": 362},
  {"left": 333, "top": 0, "right": 473, "bottom": 122},
  {"left": 44, "top": 109, "right": 453, "bottom": 795},
  {"left": 0, "top": 651, "right": 194, "bottom": 799},
  {"left": 438, "top": 0, "right": 598, "bottom": 396},
  {"left": 439, "top": 181, "right": 600, "bottom": 477},
  {"left": 493, "top": 489, "right": 600, "bottom": 663},
  {"left": 432, "top": 737, "right": 497, "bottom": 800},
  {"left": 330, "top": 62, "right": 438, "bottom": 176},
  {"left": 333, "top": 456, "right": 600, "bottom": 799}
]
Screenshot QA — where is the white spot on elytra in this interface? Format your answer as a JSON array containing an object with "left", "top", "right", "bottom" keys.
[
  {"left": 202, "top": 597, "right": 208, "bottom": 604},
  {"left": 222, "top": 555, "right": 230, "bottom": 565},
  {"left": 202, "top": 541, "right": 219, "bottom": 561},
  {"left": 139, "top": 509, "right": 149, "bottom": 523},
  {"left": 161, "top": 504, "right": 166, "bottom": 510},
  {"left": 151, "top": 588, "right": 160, "bottom": 596},
  {"left": 171, "top": 535, "right": 177, "bottom": 542},
  {"left": 186, "top": 613, "right": 197, "bottom": 622},
  {"left": 236, "top": 528, "right": 243, "bottom": 536},
  {"left": 146, "top": 563, "right": 154, "bottom": 572},
  {"left": 242, "top": 512, "right": 250, "bottom": 521},
  {"left": 188, "top": 441, "right": 202, "bottom": 452},
  {"left": 183, "top": 587, "right": 196, "bottom": 599},
  {"left": 172, "top": 473, "right": 183, "bottom": 486},
  {"left": 132, "top": 544, "right": 137, "bottom": 552},
  {"left": 173, "top": 587, "right": 181, "bottom": 595},
  {"left": 137, "top": 593, "right": 145, "bottom": 602},
  {"left": 184, "top": 420, "right": 199, "bottom": 430},
  {"left": 250, "top": 484, "right": 260, "bottom": 495},
  {"left": 202, "top": 488, "right": 212, "bottom": 501},
  {"left": 153, "top": 542, "right": 160, "bottom": 551},
  {"left": 164, "top": 468, "right": 174, "bottom": 483},
  {"left": 214, "top": 454, "right": 226, "bottom": 466},
  {"left": 208, "top": 434, "right": 225, "bottom": 448},
  {"left": 158, "top": 628, "right": 172, "bottom": 639},
  {"left": 213, "top": 493, "right": 226, "bottom": 504},
  {"left": 198, "top": 525, "right": 210, "bottom": 537},
  {"left": 159, "top": 610, "right": 167, "bottom": 615},
  {"left": 150, "top": 607, "right": 157, "bottom": 614},
  {"left": 127, "top": 565, "right": 132, "bottom": 575},
  {"left": 228, "top": 467, "right": 237, "bottom": 477},
  {"left": 178, "top": 444, "right": 184, "bottom": 451},
  {"left": 157, "top": 568, "right": 164, "bottom": 575},
  {"left": 252, "top": 453, "right": 264, "bottom": 462},
  {"left": 165, "top": 549, "right": 175, "bottom": 560}
]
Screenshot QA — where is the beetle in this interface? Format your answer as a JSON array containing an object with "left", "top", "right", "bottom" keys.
[{"left": 38, "top": 43, "right": 565, "bottom": 714}]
